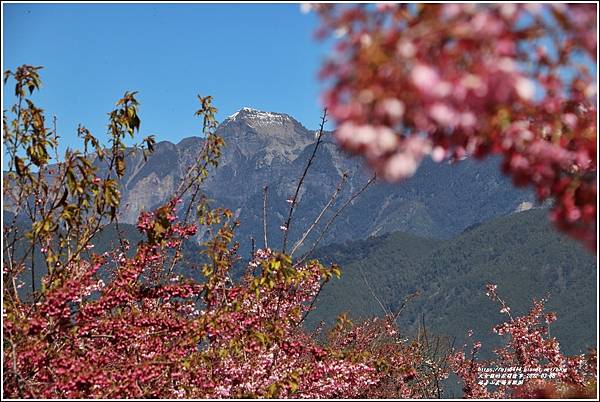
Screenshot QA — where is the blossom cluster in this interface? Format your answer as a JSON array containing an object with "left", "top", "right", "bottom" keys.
[
  {"left": 450, "top": 284, "right": 596, "bottom": 398},
  {"left": 314, "top": 3, "right": 597, "bottom": 250}
]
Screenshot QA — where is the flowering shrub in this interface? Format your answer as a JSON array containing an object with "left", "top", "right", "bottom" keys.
[
  {"left": 3, "top": 223, "right": 447, "bottom": 398},
  {"left": 312, "top": 3, "right": 597, "bottom": 251},
  {"left": 450, "top": 284, "right": 597, "bottom": 398}
]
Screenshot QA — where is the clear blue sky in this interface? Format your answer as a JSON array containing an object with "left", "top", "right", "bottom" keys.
[{"left": 3, "top": 3, "right": 329, "bottom": 153}]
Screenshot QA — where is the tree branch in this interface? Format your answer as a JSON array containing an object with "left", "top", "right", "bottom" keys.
[
  {"left": 296, "top": 174, "right": 376, "bottom": 266},
  {"left": 290, "top": 171, "right": 349, "bottom": 257},
  {"left": 281, "top": 108, "right": 327, "bottom": 253}
]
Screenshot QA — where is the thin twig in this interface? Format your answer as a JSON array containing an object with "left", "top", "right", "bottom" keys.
[
  {"left": 358, "top": 264, "right": 389, "bottom": 316},
  {"left": 421, "top": 313, "right": 430, "bottom": 349},
  {"left": 262, "top": 185, "right": 269, "bottom": 250},
  {"left": 10, "top": 339, "right": 25, "bottom": 397},
  {"left": 393, "top": 291, "right": 420, "bottom": 321},
  {"left": 281, "top": 108, "right": 327, "bottom": 253},
  {"left": 290, "top": 172, "right": 349, "bottom": 257},
  {"left": 296, "top": 174, "right": 376, "bottom": 266}
]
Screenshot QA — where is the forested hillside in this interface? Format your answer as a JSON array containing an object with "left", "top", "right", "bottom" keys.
[{"left": 310, "top": 208, "right": 596, "bottom": 357}]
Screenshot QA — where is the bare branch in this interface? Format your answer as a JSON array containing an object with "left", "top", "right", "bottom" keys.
[
  {"left": 262, "top": 185, "right": 269, "bottom": 250},
  {"left": 281, "top": 108, "right": 327, "bottom": 253},
  {"left": 289, "top": 171, "right": 349, "bottom": 257},
  {"left": 358, "top": 263, "right": 389, "bottom": 316},
  {"left": 296, "top": 174, "right": 376, "bottom": 266},
  {"left": 393, "top": 290, "right": 420, "bottom": 321}
]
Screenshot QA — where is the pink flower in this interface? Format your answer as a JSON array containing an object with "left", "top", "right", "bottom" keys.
[
  {"left": 429, "top": 103, "right": 457, "bottom": 126},
  {"left": 411, "top": 64, "right": 439, "bottom": 91},
  {"left": 379, "top": 98, "right": 405, "bottom": 121},
  {"left": 431, "top": 146, "right": 446, "bottom": 162},
  {"left": 384, "top": 153, "right": 418, "bottom": 181},
  {"left": 514, "top": 77, "right": 535, "bottom": 100},
  {"left": 545, "top": 312, "right": 557, "bottom": 324}
]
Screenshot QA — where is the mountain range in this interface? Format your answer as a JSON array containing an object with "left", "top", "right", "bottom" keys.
[{"left": 91, "top": 107, "right": 537, "bottom": 256}]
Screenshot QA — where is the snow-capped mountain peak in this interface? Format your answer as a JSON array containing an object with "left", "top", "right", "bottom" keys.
[{"left": 225, "top": 107, "right": 293, "bottom": 124}]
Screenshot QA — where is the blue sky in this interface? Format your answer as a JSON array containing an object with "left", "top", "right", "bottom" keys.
[{"left": 3, "top": 3, "right": 329, "bottom": 153}]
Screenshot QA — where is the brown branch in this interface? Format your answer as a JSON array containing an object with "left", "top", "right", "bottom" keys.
[
  {"left": 262, "top": 185, "right": 269, "bottom": 250},
  {"left": 358, "top": 263, "right": 389, "bottom": 316},
  {"left": 281, "top": 108, "right": 327, "bottom": 253},
  {"left": 393, "top": 290, "right": 420, "bottom": 321},
  {"left": 296, "top": 174, "right": 376, "bottom": 266},
  {"left": 296, "top": 280, "right": 326, "bottom": 327},
  {"left": 290, "top": 171, "right": 349, "bottom": 257}
]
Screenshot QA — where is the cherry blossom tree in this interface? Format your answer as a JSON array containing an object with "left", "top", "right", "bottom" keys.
[
  {"left": 450, "top": 284, "right": 596, "bottom": 399},
  {"left": 312, "top": 3, "right": 597, "bottom": 251}
]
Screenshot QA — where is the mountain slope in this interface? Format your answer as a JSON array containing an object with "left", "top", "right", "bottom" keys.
[{"left": 308, "top": 208, "right": 596, "bottom": 357}]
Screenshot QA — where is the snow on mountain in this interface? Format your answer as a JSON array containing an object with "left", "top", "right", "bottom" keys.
[{"left": 225, "top": 107, "right": 294, "bottom": 126}]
